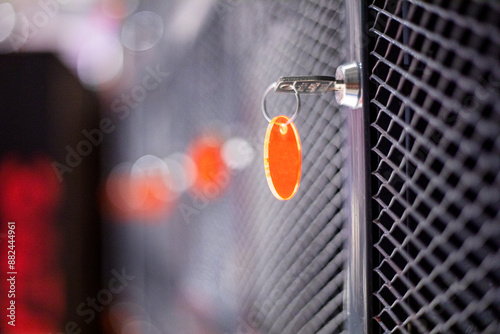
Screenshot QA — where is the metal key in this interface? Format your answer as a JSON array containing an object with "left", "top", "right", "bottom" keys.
[
  {"left": 273, "top": 63, "right": 362, "bottom": 108},
  {"left": 275, "top": 75, "right": 345, "bottom": 94}
]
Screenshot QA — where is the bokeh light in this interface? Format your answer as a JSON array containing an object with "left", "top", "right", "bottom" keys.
[
  {"left": 0, "top": 3, "right": 15, "bottom": 44},
  {"left": 121, "top": 11, "right": 164, "bottom": 52},
  {"left": 222, "top": 137, "right": 255, "bottom": 170},
  {"left": 0, "top": 155, "right": 64, "bottom": 333},
  {"left": 77, "top": 32, "right": 123, "bottom": 87},
  {"left": 163, "top": 152, "right": 196, "bottom": 194},
  {"left": 104, "top": 156, "right": 175, "bottom": 221},
  {"left": 101, "top": 0, "right": 140, "bottom": 19},
  {"left": 189, "top": 135, "right": 230, "bottom": 198},
  {"left": 0, "top": 155, "right": 61, "bottom": 215}
]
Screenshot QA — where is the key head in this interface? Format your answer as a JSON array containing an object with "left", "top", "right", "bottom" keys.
[{"left": 275, "top": 75, "right": 340, "bottom": 94}]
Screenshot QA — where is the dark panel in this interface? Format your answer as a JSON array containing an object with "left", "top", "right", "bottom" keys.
[
  {"left": 0, "top": 54, "right": 50, "bottom": 156},
  {"left": 0, "top": 54, "right": 102, "bottom": 333}
]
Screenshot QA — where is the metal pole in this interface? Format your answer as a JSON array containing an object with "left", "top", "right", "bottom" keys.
[{"left": 343, "top": 0, "right": 372, "bottom": 333}]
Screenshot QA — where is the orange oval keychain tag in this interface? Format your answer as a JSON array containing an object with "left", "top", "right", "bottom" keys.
[{"left": 263, "top": 115, "right": 301, "bottom": 200}]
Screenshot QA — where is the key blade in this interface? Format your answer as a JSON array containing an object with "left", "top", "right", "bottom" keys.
[{"left": 275, "top": 76, "right": 344, "bottom": 94}]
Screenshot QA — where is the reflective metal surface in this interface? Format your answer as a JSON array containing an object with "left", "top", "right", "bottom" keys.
[
  {"left": 343, "top": 0, "right": 372, "bottom": 334},
  {"left": 335, "top": 62, "right": 361, "bottom": 108},
  {"left": 275, "top": 75, "right": 344, "bottom": 94}
]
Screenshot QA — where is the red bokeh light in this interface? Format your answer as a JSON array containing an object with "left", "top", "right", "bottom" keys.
[
  {"left": 188, "top": 135, "right": 230, "bottom": 198},
  {"left": 0, "top": 154, "right": 65, "bottom": 333},
  {"left": 104, "top": 160, "right": 176, "bottom": 222}
]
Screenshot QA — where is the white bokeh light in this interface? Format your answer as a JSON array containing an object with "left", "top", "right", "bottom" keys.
[
  {"left": 163, "top": 152, "right": 196, "bottom": 194},
  {"left": 222, "top": 137, "right": 255, "bottom": 170},
  {"left": 121, "top": 11, "right": 163, "bottom": 52},
  {"left": 0, "top": 3, "right": 15, "bottom": 44},
  {"left": 131, "top": 155, "right": 170, "bottom": 179},
  {"left": 77, "top": 32, "right": 123, "bottom": 87}
]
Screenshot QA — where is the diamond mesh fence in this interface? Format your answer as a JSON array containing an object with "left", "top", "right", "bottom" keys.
[
  {"left": 222, "top": 2, "right": 348, "bottom": 333},
  {"left": 368, "top": 0, "right": 500, "bottom": 333}
]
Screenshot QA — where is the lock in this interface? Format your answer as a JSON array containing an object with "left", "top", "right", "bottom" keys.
[{"left": 335, "top": 62, "right": 362, "bottom": 108}]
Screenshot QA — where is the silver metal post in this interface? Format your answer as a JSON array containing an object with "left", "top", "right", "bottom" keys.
[{"left": 343, "top": 0, "right": 372, "bottom": 333}]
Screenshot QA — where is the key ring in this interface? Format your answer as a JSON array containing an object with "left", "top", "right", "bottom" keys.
[{"left": 261, "top": 82, "right": 301, "bottom": 126}]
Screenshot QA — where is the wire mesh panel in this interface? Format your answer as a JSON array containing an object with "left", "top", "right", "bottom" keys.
[
  {"left": 223, "top": 1, "right": 348, "bottom": 333},
  {"left": 368, "top": 0, "right": 500, "bottom": 333}
]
